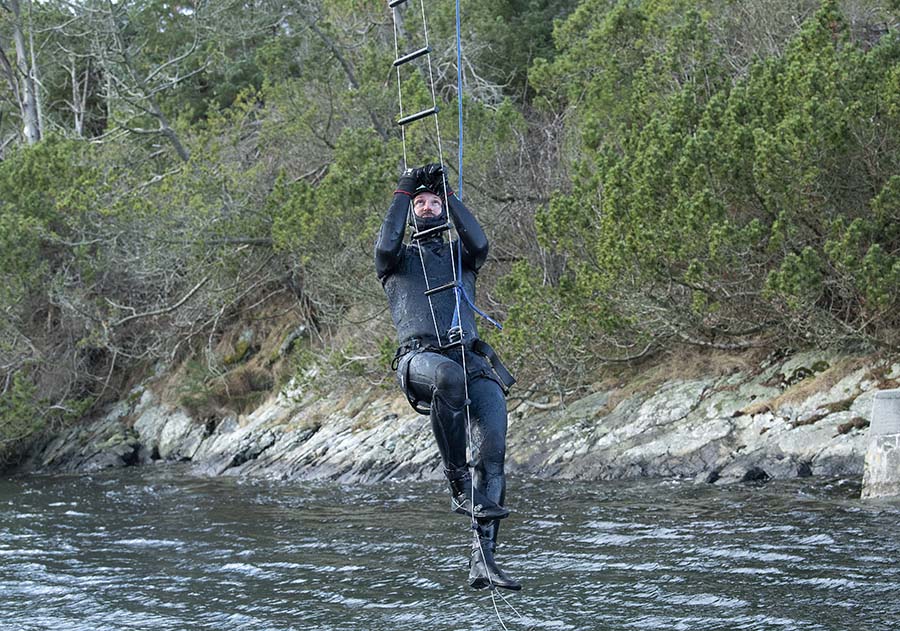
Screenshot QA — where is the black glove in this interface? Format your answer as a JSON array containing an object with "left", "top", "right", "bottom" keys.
[
  {"left": 420, "top": 163, "right": 453, "bottom": 197},
  {"left": 396, "top": 167, "right": 420, "bottom": 196}
]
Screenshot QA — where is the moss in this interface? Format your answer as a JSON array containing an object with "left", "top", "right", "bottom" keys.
[
  {"left": 223, "top": 339, "right": 253, "bottom": 366},
  {"left": 126, "top": 387, "right": 145, "bottom": 406},
  {"left": 179, "top": 363, "right": 274, "bottom": 419},
  {"left": 95, "top": 429, "right": 137, "bottom": 451},
  {"left": 811, "top": 360, "right": 831, "bottom": 373}
]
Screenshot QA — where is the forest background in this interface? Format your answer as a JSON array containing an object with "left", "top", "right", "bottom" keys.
[{"left": 1, "top": 0, "right": 899, "bottom": 464}]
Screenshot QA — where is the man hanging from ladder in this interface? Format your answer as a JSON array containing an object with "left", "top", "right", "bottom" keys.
[{"left": 375, "top": 163, "right": 521, "bottom": 591}]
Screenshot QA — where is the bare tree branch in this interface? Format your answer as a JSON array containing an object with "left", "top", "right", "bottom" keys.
[{"left": 112, "top": 275, "right": 211, "bottom": 328}]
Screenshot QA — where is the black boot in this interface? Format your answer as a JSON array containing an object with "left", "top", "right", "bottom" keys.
[
  {"left": 445, "top": 467, "right": 509, "bottom": 520},
  {"left": 468, "top": 531, "right": 521, "bottom": 591}
]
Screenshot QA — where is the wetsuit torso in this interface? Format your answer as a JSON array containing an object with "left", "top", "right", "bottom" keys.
[
  {"left": 376, "top": 190, "right": 487, "bottom": 341},
  {"left": 381, "top": 238, "right": 479, "bottom": 348}
]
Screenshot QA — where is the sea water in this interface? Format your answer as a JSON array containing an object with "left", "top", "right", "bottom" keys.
[{"left": 1, "top": 467, "right": 898, "bottom": 631}]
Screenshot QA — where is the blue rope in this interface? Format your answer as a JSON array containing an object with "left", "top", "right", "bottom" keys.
[
  {"left": 452, "top": 274, "right": 504, "bottom": 330},
  {"left": 455, "top": 0, "right": 464, "bottom": 197},
  {"left": 451, "top": 0, "right": 502, "bottom": 333}
]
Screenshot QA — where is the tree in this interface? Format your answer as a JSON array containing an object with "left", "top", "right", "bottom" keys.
[
  {"left": 499, "top": 0, "right": 900, "bottom": 390},
  {"left": 0, "top": 0, "right": 42, "bottom": 145}
]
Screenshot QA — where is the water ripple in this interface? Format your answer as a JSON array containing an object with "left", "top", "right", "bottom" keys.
[{"left": 1, "top": 471, "right": 898, "bottom": 631}]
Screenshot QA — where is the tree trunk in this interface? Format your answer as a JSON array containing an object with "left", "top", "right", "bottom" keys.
[
  {"left": 70, "top": 55, "right": 85, "bottom": 137},
  {"left": 306, "top": 17, "right": 388, "bottom": 142},
  {"left": 155, "top": 106, "right": 191, "bottom": 162},
  {"left": 29, "top": 17, "right": 43, "bottom": 138},
  {"left": 10, "top": 0, "right": 40, "bottom": 144}
]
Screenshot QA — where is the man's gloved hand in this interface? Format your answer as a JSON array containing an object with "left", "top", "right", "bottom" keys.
[
  {"left": 420, "top": 163, "right": 453, "bottom": 197},
  {"left": 396, "top": 167, "right": 420, "bottom": 196}
]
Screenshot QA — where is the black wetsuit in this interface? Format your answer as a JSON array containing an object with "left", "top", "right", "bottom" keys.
[{"left": 374, "top": 190, "right": 510, "bottom": 523}]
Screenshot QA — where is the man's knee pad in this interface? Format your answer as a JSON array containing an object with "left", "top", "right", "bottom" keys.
[{"left": 432, "top": 361, "right": 467, "bottom": 408}]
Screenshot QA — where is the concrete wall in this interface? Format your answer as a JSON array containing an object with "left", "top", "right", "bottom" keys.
[{"left": 861, "top": 389, "right": 900, "bottom": 500}]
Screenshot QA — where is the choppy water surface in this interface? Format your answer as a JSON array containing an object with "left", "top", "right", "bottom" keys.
[{"left": 1, "top": 467, "right": 898, "bottom": 631}]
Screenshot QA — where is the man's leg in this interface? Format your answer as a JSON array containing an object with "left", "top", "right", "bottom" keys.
[
  {"left": 467, "top": 376, "right": 521, "bottom": 590},
  {"left": 406, "top": 352, "right": 467, "bottom": 468},
  {"left": 403, "top": 352, "right": 508, "bottom": 520},
  {"left": 467, "top": 376, "right": 509, "bottom": 508}
]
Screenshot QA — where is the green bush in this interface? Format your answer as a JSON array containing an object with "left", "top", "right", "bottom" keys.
[
  {"left": 0, "top": 373, "right": 42, "bottom": 464},
  {"left": 505, "top": 0, "right": 900, "bottom": 377}
]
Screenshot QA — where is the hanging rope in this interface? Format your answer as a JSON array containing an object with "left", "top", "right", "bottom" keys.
[
  {"left": 450, "top": 0, "right": 503, "bottom": 334},
  {"left": 389, "top": 1, "right": 466, "bottom": 392},
  {"left": 455, "top": 0, "right": 464, "bottom": 197},
  {"left": 390, "top": 2, "right": 442, "bottom": 344}
]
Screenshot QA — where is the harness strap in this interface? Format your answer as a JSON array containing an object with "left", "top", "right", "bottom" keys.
[
  {"left": 393, "top": 337, "right": 516, "bottom": 410},
  {"left": 471, "top": 339, "right": 516, "bottom": 393}
]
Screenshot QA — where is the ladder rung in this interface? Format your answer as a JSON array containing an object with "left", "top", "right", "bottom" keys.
[
  {"left": 398, "top": 106, "right": 439, "bottom": 127},
  {"left": 411, "top": 222, "right": 452, "bottom": 240},
  {"left": 424, "top": 281, "right": 459, "bottom": 297},
  {"left": 388, "top": 0, "right": 408, "bottom": 7},
  {"left": 394, "top": 46, "right": 431, "bottom": 67}
]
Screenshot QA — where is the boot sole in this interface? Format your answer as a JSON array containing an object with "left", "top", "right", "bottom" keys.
[
  {"left": 468, "top": 575, "right": 492, "bottom": 590},
  {"left": 468, "top": 576, "right": 522, "bottom": 591}
]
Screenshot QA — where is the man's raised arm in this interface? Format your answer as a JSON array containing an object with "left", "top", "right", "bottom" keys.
[
  {"left": 447, "top": 194, "right": 488, "bottom": 272},
  {"left": 375, "top": 168, "right": 418, "bottom": 280},
  {"left": 418, "top": 163, "right": 488, "bottom": 272}
]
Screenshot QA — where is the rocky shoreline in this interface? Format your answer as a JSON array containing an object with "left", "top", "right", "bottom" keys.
[{"left": 19, "top": 350, "right": 899, "bottom": 487}]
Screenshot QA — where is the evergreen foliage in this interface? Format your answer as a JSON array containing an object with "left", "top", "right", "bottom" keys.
[
  {"left": 0, "top": 0, "right": 898, "bottom": 455},
  {"left": 513, "top": 0, "right": 900, "bottom": 374}
]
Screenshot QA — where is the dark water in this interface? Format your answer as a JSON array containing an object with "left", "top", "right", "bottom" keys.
[{"left": 1, "top": 467, "right": 898, "bottom": 631}]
